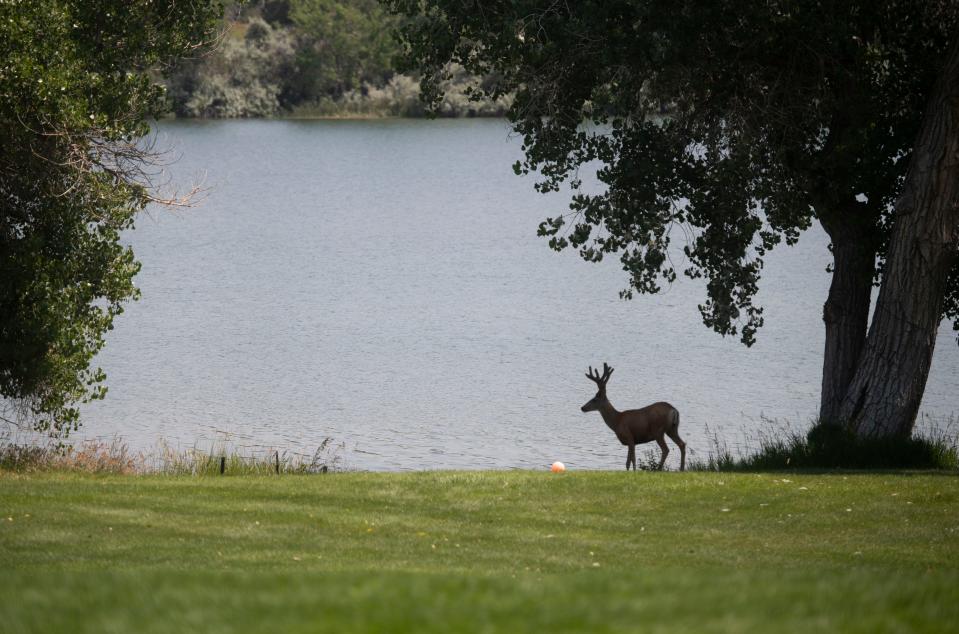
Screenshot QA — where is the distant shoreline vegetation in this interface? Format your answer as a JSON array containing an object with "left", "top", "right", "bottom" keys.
[{"left": 163, "top": 1, "right": 509, "bottom": 119}]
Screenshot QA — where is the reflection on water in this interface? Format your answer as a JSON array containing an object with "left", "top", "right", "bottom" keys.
[{"left": 79, "top": 119, "right": 959, "bottom": 470}]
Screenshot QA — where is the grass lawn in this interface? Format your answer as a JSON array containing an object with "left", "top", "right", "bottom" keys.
[{"left": 1, "top": 470, "right": 957, "bottom": 633}]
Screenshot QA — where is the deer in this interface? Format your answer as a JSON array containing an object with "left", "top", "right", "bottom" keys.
[{"left": 581, "top": 362, "right": 686, "bottom": 471}]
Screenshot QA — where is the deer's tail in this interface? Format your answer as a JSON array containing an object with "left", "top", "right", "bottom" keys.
[{"left": 669, "top": 407, "right": 680, "bottom": 434}]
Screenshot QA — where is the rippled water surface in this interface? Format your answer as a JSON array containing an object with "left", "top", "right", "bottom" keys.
[{"left": 79, "top": 119, "right": 958, "bottom": 470}]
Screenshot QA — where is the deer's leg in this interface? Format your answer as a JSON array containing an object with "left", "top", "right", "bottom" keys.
[
  {"left": 667, "top": 429, "right": 687, "bottom": 472},
  {"left": 626, "top": 443, "right": 636, "bottom": 471},
  {"left": 656, "top": 436, "right": 669, "bottom": 470}
]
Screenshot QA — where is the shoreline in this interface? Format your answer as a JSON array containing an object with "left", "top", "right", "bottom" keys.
[{"left": 157, "top": 112, "right": 509, "bottom": 122}]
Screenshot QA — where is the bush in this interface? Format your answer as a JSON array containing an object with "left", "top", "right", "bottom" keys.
[
  {"left": 287, "top": 69, "right": 512, "bottom": 118},
  {"left": 167, "top": 18, "right": 297, "bottom": 117}
]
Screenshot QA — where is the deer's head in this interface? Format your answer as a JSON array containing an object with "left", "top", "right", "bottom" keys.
[{"left": 581, "top": 362, "right": 614, "bottom": 412}]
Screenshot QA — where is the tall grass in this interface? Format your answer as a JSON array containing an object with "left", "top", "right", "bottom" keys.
[
  {"left": 0, "top": 429, "right": 344, "bottom": 475},
  {"left": 149, "top": 437, "right": 343, "bottom": 475},
  {"left": 0, "top": 435, "right": 140, "bottom": 474},
  {"left": 689, "top": 416, "right": 959, "bottom": 471}
]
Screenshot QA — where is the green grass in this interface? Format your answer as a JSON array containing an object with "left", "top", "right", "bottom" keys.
[{"left": 2, "top": 470, "right": 957, "bottom": 633}]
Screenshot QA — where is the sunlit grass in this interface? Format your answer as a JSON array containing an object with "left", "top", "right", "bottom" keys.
[{"left": 2, "top": 470, "right": 957, "bottom": 633}]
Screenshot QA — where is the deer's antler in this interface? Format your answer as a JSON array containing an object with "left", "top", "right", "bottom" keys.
[{"left": 585, "top": 362, "right": 614, "bottom": 388}]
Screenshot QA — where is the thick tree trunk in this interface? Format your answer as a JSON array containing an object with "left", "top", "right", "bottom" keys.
[
  {"left": 818, "top": 226, "right": 874, "bottom": 424},
  {"left": 839, "top": 40, "right": 959, "bottom": 438}
]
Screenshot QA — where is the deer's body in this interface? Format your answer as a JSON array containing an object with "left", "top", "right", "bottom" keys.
[{"left": 582, "top": 364, "right": 686, "bottom": 471}]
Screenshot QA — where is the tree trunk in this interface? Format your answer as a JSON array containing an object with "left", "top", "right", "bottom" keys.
[
  {"left": 839, "top": 39, "right": 959, "bottom": 438},
  {"left": 818, "top": 226, "right": 875, "bottom": 424}
]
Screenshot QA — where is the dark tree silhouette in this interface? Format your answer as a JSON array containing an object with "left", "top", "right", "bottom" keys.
[{"left": 389, "top": 0, "right": 959, "bottom": 438}]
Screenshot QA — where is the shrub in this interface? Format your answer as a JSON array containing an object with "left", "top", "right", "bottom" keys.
[{"left": 167, "top": 18, "right": 297, "bottom": 117}]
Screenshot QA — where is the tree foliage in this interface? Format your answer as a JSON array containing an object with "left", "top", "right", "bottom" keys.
[
  {"left": 0, "top": 0, "right": 221, "bottom": 434},
  {"left": 392, "top": 0, "right": 956, "bottom": 344},
  {"left": 289, "top": 0, "right": 399, "bottom": 102}
]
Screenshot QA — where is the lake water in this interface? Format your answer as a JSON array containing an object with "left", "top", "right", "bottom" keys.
[{"left": 77, "top": 119, "right": 958, "bottom": 470}]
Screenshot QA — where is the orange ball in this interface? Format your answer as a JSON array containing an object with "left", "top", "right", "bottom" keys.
[{"left": 550, "top": 461, "right": 566, "bottom": 473}]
